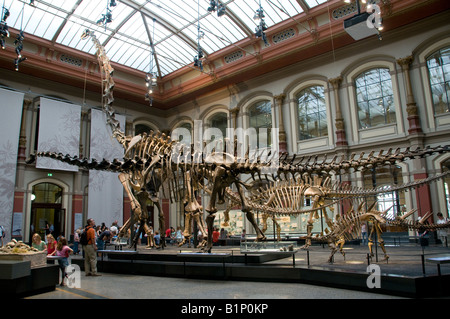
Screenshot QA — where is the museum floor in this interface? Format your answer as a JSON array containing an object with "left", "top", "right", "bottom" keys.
[{"left": 24, "top": 241, "right": 450, "bottom": 300}]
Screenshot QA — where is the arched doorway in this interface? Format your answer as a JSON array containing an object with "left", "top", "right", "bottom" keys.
[{"left": 30, "top": 182, "right": 65, "bottom": 242}]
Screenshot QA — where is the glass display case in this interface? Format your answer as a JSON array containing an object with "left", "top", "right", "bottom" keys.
[{"left": 240, "top": 241, "right": 297, "bottom": 253}]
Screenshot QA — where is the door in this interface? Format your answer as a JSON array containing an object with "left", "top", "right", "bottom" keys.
[
  {"left": 30, "top": 182, "right": 64, "bottom": 242},
  {"left": 30, "top": 205, "right": 65, "bottom": 242}
]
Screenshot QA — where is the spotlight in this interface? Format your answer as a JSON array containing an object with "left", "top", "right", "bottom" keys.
[
  {"left": 0, "top": 23, "right": 9, "bottom": 48},
  {"left": 2, "top": 8, "right": 10, "bottom": 22},
  {"left": 193, "top": 55, "right": 203, "bottom": 71},
  {"left": 145, "top": 72, "right": 157, "bottom": 87},
  {"left": 207, "top": 0, "right": 225, "bottom": 17},
  {"left": 217, "top": 3, "right": 226, "bottom": 17},
  {"left": 207, "top": 0, "right": 217, "bottom": 12},
  {"left": 110, "top": 0, "right": 116, "bottom": 7},
  {"left": 253, "top": 8, "right": 264, "bottom": 23},
  {"left": 105, "top": 12, "right": 112, "bottom": 23},
  {"left": 96, "top": 17, "right": 105, "bottom": 26},
  {"left": 14, "top": 57, "right": 27, "bottom": 71}
]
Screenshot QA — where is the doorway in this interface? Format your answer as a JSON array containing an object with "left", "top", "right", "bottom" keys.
[{"left": 30, "top": 182, "right": 64, "bottom": 242}]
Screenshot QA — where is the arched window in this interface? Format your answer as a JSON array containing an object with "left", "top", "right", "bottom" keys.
[
  {"left": 248, "top": 100, "right": 272, "bottom": 147},
  {"left": 135, "top": 124, "right": 152, "bottom": 135},
  {"left": 296, "top": 85, "right": 327, "bottom": 140},
  {"left": 355, "top": 68, "right": 395, "bottom": 129},
  {"left": 426, "top": 46, "right": 450, "bottom": 115},
  {"left": 209, "top": 112, "right": 228, "bottom": 141},
  {"left": 32, "top": 182, "right": 62, "bottom": 204},
  {"left": 362, "top": 166, "right": 405, "bottom": 221},
  {"left": 172, "top": 121, "right": 192, "bottom": 146}
]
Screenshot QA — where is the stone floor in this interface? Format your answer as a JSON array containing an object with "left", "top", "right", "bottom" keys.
[{"left": 24, "top": 241, "right": 450, "bottom": 300}]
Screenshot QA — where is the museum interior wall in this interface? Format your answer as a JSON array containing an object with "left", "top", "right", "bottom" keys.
[{"left": 0, "top": 2, "right": 449, "bottom": 243}]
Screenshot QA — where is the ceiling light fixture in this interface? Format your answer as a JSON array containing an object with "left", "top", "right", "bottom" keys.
[
  {"left": 0, "top": 4, "right": 9, "bottom": 50},
  {"left": 254, "top": 1, "right": 268, "bottom": 45},
  {"left": 207, "top": 0, "right": 226, "bottom": 17},
  {"left": 194, "top": 0, "right": 204, "bottom": 71},
  {"left": 145, "top": 18, "right": 157, "bottom": 106},
  {"left": 14, "top": 3, "right": 27, "bottom": 71},
  {"left": 96, "top": 0, "right": 116, "bottom": 29}
]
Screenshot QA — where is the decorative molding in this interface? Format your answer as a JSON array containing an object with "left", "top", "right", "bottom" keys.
[{"left": 272, "top": 28, "right": 296, "bottom": 44}]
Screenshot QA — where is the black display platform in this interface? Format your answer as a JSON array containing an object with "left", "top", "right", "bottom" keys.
[
  {"left": 0, "top": 260, "right": 59, "bottom": 298},
  {"left": 71, "top": 244, "right": 450, "bottom": 298}
]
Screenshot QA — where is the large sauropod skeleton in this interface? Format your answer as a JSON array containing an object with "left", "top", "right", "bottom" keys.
[{"left": 29, "top": 29, "right": 450, "bottom": 254}]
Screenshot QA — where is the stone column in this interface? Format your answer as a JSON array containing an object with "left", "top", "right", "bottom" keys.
[
  {"left": 397, "top": 56, "right": 431, "bottom": 217},
  {"left": 329, "top": 76, "right": 347, "bottom": 146},
  {"left": 274, "top": 94, "right": 287, "bottom": 154},
  {"left": 230, "top": 107, "right": 239, "bottom": 131},
  {"left": 397, "top": 55, "right": 422, "bottom": 134}
]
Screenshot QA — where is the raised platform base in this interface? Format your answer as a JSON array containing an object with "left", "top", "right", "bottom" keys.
[
  {"left": 0, "top": 260, "right": 59, "bottom": 298},
  {"left": 71, "top": 246, "right": 450, "bottom": 298}
]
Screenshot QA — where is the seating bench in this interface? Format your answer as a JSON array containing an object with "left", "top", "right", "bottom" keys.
[{"left": 426, "top": 255, "right": 450, "bottom": 276}]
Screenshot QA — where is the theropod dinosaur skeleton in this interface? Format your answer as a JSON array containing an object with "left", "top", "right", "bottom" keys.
[{"left": 29, "top": 29, "right": 450, "bottom": 254}]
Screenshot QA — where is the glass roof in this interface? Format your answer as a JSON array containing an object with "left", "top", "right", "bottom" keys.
[{"left": 2, "top": 0, "right": 328, "bottom": 78}]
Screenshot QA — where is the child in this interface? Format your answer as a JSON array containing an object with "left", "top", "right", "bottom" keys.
[
  {"left": 56, "top": 236, "right": 73, "bottom": 286},
  {"left": 32, "top": 233, "right": 47, "bottom": 251},
  {"left": 46, "top": 234, "right": 57, "bottom": 256}
]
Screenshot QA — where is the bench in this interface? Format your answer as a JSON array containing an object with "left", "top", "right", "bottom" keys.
[{"left": 426, "top": 256, "right": 450, "bottom": 276}]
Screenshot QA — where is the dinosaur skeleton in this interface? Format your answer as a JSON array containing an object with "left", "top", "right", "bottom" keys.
[
  {"left": 28, "top": 29, "right": 450, "bottom": 255},
  {"left": 315, "top": 204, "right": 450, "bottom": 263}
]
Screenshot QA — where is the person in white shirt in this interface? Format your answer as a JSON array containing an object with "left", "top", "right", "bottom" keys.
[{"left": 436, "top": 212, "right": 449, "bottom": 247}]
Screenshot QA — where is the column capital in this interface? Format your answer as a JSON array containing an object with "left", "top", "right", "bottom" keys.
[
  {"left": 328, "top": 76, "right": 342, "bottom": 89},
  {"left": 273, "top": 93, "right": 286, "bottom": 106},
  {"left": 396, "top": 55, "right": 414, "bottom": 70},
  {"left": 230, "top": 107, "right": 240, "bottom": 116}
]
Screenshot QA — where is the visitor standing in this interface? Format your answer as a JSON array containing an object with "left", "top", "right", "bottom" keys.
[
  {"left": 154, "top": 231, "right": 160, "bottom": 247},
  {"left": 241, "top": 229, "right": 246, "bottom": 241},
  {"left": 82, "top": 218, "right": 101, "bottom": 276},
  {"left": 175, "top": 226, "right": 184, "bottom": 245},
  {"left": 73, "top": 229, "right": 80, "bottom": 255},
  {"left": 147, "top": 226, "right": 155, "bottom": 248},
  {"left": 0, "top": 224, "right": 5, "bottom": 247},
  {"left": 361, "top": 222, "right": 368, "bottom": 245},
  {"left": 212, "top": 227, "right": 220, "bottom": 246},
  {"left": 436, "top": 212, "right": 449, "bottom": 247}
]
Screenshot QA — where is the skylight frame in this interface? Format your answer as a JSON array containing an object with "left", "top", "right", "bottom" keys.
[{"left": 0, "top": 0, "right": 328, "bottom": 78}]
